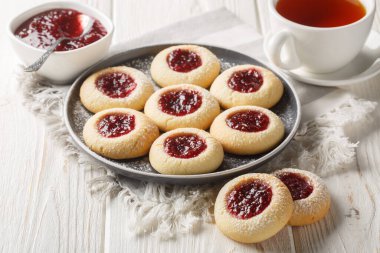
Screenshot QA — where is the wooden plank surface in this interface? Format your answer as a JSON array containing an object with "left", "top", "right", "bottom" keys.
[
  {"left": 0, "top": 0, "right": 109, "bottom": 252},
  {"left": 256, "top": 1, "right": 380, "bottom": 252},
  {"left": 0, "top": 0, "right": 379, "bottom": 252},
  {"left": 108, "top": 1, "right": 380, "bottom": 253},
  {"left": 111, "top": 0, "right": 260, "bottom": 42}
]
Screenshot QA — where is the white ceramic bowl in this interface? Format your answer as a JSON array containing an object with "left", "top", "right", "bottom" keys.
[{"left": 8, "top": 1, "right": 114, "bottom": 84}]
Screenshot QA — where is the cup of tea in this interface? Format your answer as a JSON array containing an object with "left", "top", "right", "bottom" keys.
[{"left": 265, "top": 0, "right": 375, "bottom": 73}]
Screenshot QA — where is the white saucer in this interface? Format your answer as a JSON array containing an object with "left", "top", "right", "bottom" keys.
[{"left": 263, "top": 30, "right": 380, "bottom": 87}]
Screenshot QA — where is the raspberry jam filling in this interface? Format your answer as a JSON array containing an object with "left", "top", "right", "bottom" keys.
[
  {"left": 15, "top": 9, "right": 107, "bottom": 51},
  {"left": 164, "top": 134, "right": 207, "bottom": 159},
  {"left": 226, "top": 110, "right": 270, "bottom": 132},
  {"left": 227, "top": 180, "right": 272, "bottom": 219},
  {"left": 158, "top": 89, "right": 202, "bottom": 116},
  {"left": 95, "top": 72, "right": 137, "bottom": 98},
  {"left": 167, "top": 49, "right": 202, "bottom": 72},
  {"left": 277, "top": 172, "right": 314, "bottom": 200},
  {"left": 97, "top": 113, "right": 135, "bottom": 138},
  {"left": 228, "top": 69, "right": 264, "bottom": 93}
]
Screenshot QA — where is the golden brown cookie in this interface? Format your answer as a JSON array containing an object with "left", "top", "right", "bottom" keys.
[
  {"left": 150, "top": 45, "right": 220, "bottom": 88},
  {"left": 210, "top": 106, "right": 284, "bottom": 155},
  {"left": 83, "top": 108, "right": 159, "bottom": 159},
  {"left": 214, "top": 173, "right": 294, "bottom": 243},
  {"left": 210, "top": 65, "right": 283, "bottom": 109},
  {"left": 80, "top": 66, "right": 154, "bottom": 113},
  {"left": 144, "top": 84, "right": 220, "bottom": 132},
  {"left": 273, "top": 168, "right": 331, "bottom": 226},
  {"left": 149, "top": 128, "right": 224, "bottom": 175}
]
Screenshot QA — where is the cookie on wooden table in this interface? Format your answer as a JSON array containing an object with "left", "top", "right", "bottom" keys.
[
  {"left": 83, "top": 108, "right": 159, "bottom": 159},
  {"left": 210, "top": 65, "right": 283, "bottom": 109},
  {"left": 210, "top": 105, "right": 284, "bottom": 155},
  {"left": 214, "top": 173, "right": 294, "bottom": 243},
  {"left": 273, "top": 168, "right": 331, "bottom": 226},
  {"left": 144, "top": 84, "right": 220, "bottom": 132},
  {"left": 150, "top": 45, "right": 220, "bottom": 88},
  {"left": 149, "top": 128, "right": 224, "bottom": 175},
  {"left": 80, "top": 66, "right": 154, "bottom": 113}
]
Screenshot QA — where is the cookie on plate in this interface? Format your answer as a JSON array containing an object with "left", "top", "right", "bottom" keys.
[
  {"left": 150, "top": 45, "right": 220, "bottom": 88},
  {"left": 80, "top": 66, "right": 154, "bottom": 113},
  {"left": 149, "top": 128, "right": 224, "bottom": 175},
  {"left": 144, "top": 84, "right": 220, "bottom": 132},
  {"left": 273, "top": 168, "right": 331, "bottom": 226},
  {"left": 210, "top": 106, "right": 284, "bottom": 155},
  {"left": 210, "top": 65, "right": 283, "bottom": 109},
  {"left": 214, "top": 173, "right": 294, "bottom": 243},
  {"left": 83, "top": 108, "right": 159, "bottom": 159}
]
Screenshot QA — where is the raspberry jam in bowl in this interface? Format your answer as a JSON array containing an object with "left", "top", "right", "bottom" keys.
[
  {"left": 8, "top": 1, "right": 114, "bottom": 84},
  {"left": 15, "top": 8, "right": 108, "bottom": 52}
]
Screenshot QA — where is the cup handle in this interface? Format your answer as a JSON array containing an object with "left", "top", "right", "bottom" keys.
[{"left": 265, "top": 30, "right": 301, "bottom": 70}]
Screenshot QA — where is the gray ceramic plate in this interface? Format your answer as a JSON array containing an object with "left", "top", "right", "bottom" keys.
[{"left": 64, "top": 44, "right": 301, "bottom": 185}]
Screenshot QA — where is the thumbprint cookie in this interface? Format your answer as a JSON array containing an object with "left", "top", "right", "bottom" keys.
[
  {"left": 144, "top": 84, "right": 220, "bottom": 132},
  {"left": 149, "top": 128, "right": 224, "bottom": 175},
  {"left": 273, "top": 168, "right": 331, "bottom": 226},
  {"left": 214, "top": 173, "right": 294, "bottom": 243},
  {"left": 150, "top": 45, "right": 220, "bottom": 88},
  {"left": 210, "top": 65, "right": 283, "bottom": 109},
  {"left": 80, "top": 66, "right": 154, "bottom": 113},
  {"left": 83, "top": 108, "right": 159, "bottom": 159},
  {"left": 210, "top": 106, "right": 284, "bottom": 155}
]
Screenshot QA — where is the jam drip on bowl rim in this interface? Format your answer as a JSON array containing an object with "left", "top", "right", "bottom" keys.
[
  {"left": 95, "top": 72, "right": 137, "bottom": 98},
  {"left": 277, "top": 172, "right": 314, "bottom": 200},
  {"left": 167, "top": 49, "right": 202, "bottom": 73},
  {"left": 158, "top": 89, "right": 203, "bottom": 116},
  {"left": 226, "top": 110, "right": 270, "bottom": 132},
  {"left": 97, "top": 113, "right": 135, "bottom": 138},
  {"left": 164, "top": 133, "right": 207, "bottom": 159},
  {"left": 227, "top": 180, "right": 272, "bottom": 219},
  {"left": 15, "top": 8, "right": 107, "bottom": 51},
  {"left": 228, "top": 68, "right": 264, "bottom": 93}
]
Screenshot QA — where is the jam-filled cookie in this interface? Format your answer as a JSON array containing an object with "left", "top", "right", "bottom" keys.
[
  {"left": 214, "top": 173, "right": 294, "bottom": 243},
  {"left": 149, "top": 128, "right": 224, "bottom": 175},
  {"left": 210, "top": 106, "right": 284, "bottom": 155},
  {"left": 273, "top": 168, "right": 331, "bottom": 226},
  {"left": 150, "top": 45, "right": 220, "bottom": 88},
  {"left": 210, "top": 65, "right": 283, "bottom": 109},
  {"left": 144, "top": 84, "right": 220, "bottom": 132},
  {"left": 83, "top": 108, "right": 159, "bottom": 159},
  {"left": 80, "top": 66, "right": 154, "bottom": 113}
]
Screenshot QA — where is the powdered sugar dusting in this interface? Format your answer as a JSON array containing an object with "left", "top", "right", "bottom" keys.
[
  {"left": 68, "top": 48, "right": 298, "bottom": 174},
  {"left": 72, "top": 101, "right": 91, "bottom": 141},
  {"left": 124, "top": 56, "right": 153, "bottom": 76},
  {"left": 124, "top": 56, "right": 160, "bottom": 91},
  {"left": 220, "top": 57, "right": 238, "bottom": 71}
]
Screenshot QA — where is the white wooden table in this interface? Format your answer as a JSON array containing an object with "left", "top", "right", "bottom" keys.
[{"left": 1, "top": 1, "right": 380, "bottom": 252}]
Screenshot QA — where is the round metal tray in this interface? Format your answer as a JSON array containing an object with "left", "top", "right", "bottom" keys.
[{"left": 64, "top": 44, "right": 301, "bottom": 184}]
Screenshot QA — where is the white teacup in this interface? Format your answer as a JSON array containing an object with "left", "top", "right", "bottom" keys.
[{"left": 265, "top": 0, "right": 375, "bottom": 73}]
